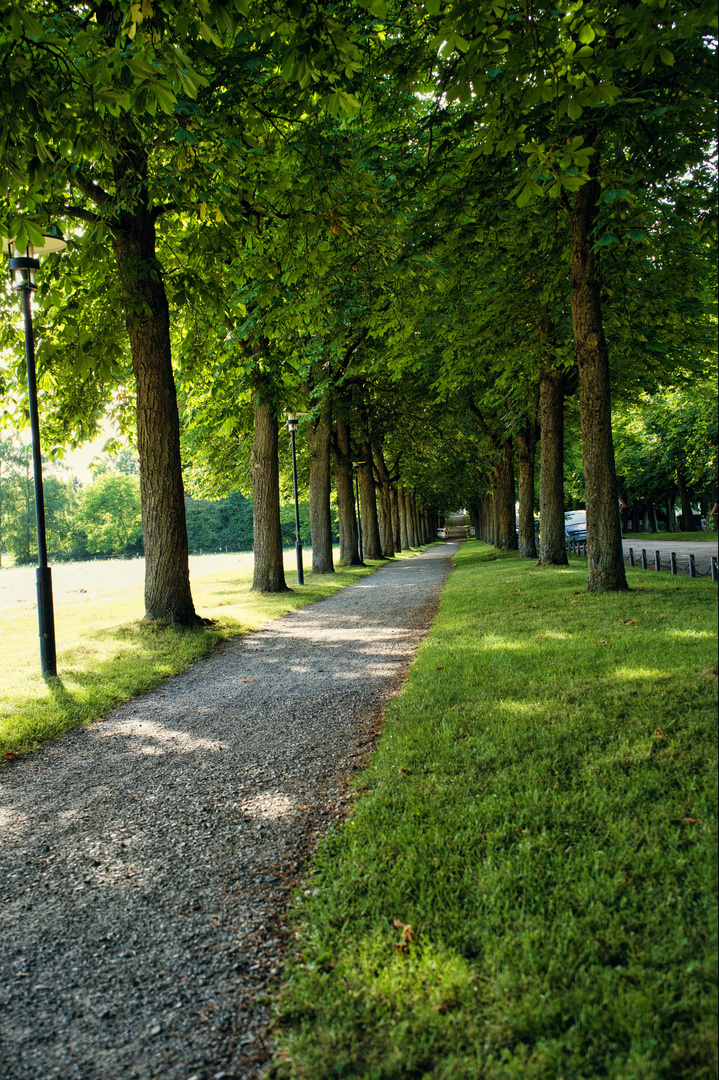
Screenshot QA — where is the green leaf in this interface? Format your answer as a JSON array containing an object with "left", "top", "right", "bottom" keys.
[
  {"left": 426, "top": 0, "right": 441, "bottom": 13},
  {"left": 578, "top": 23, "right": 596, "bottom": 44},
  {"left": 658, "top": 47, "right": 675, "bottom": 66},
  {"left": 594, "top": 233, "right": 619, "bottom": 248},
  {"left": 567, "top": 97, "right": 583, "bottom": 120}
]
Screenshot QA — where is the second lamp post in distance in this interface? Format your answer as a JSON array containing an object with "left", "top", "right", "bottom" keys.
[{"left": 285, "top": 413, "right": 304, "bottom": 586}]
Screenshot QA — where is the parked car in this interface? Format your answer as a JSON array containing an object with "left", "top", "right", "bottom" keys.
[{"left": 564, "top": 510, "right": 587, "bottom": 542}]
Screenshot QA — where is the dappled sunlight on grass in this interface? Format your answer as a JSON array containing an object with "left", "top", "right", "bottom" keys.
[
  {"left": 274, "top": 542, "right": 717, "bottom": 1079},
  {"left": 0, "top": 548, "right": 426, "bottom": 758}
]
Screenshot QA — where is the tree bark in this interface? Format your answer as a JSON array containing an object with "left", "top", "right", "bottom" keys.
[
  {"left": 390, "top": 484, "right": 402, "bottom": 552},
  {"left": 570, "top": 175, "right": 628, "bottom": 590},
  {"left": 538, "top": 364, "right": 569, "bottom": 566},
  {"left": 666, "top": 488, "right": 677, "bottom": 533},
  {"left": 676, "top": 468, "right": 695, "bottom": 531},
  {"left": 399, "top": 485, "right": 410, "bottom": 549},
  {"left": 357, "top": 442, "right": 382, "bottom": 560},
  {"left": 403, "top": 487, "right": 415, "bottom": 546},
  {"left": 250, "top": 394, "right": 288, "bottom": 592},
  {"left": 332, "top": 413, "right": 362, "bottom": 565},
  {"left": 495, "top": 439, "right": 518, "bottom": 551},
  {"left": 373, "top": 443, "right": 395, "bottom": 557},
  {"left": 515, "top": 423, "right": 538, "bottom": 559},
  {"left": 112, "top": 136, "right": 197, "bottom": 623},
  {"left": 307, "top": 400, "right": 334, "bottom": 574}
]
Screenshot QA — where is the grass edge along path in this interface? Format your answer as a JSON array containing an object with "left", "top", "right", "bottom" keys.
[
  {"left": 0, "top": 548, "right": 431, "bottom": 761},
  {"left": 271, "top": 542, "right": 718, "bottom": 1080}
]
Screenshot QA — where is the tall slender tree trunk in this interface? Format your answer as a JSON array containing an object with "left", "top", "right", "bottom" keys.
[
  {"left": 676, "top": 469, "right": 695, "bottom": 531},
  {"left": 666, "top": 488, "right": 677, "bottom": 533},
  {"left": 403, "top": 487, "right": 415, "bottom": 546},
  {"left": 496, "top": 439, "right": 518, "bottom": 551},
  {"left": 332, "top": 414, "right": 361, "bottom": 565},
  {"left": 112, "top": 137, "right": 197, "bottom": 623},
  {"left": 357, "top": 443, "right": 382, "bottom": 561},
  {"left": 250, "top": 394, "right": 288, "bottom": 592},
  {"left": 373, "top": 443, "right": 395, "bottom": 557},
  {"left": 399, "top": 485, "right": 410, "bottom": 549},
  {"left": 307, "top": 400, "right": 334, "bottom": 574},
  {"left": 570, "top": 175, "right": 628, "bottom": 591},
  {"left": 516, "top": 423, "right": 538, "bottom": 559},
  {"left": 538, "top": 364, "right": 569, "bottom": 566},
  {"left": 391, "top": 485, "right": 402, "bottom": 552}
]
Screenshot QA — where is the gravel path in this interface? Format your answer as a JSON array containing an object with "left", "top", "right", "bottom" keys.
[{"left": 0, "top": 543, "right": 457, "bottom": 1080}]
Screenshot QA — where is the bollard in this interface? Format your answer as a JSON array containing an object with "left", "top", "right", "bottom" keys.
[
  {"left": 641, "top": 548, "right": 648, "bottom": 570},
  {"left": 629, "top": 547, "right": 635, "bottom": 566},
  {"left": 689, "top": 553, "right": 696, "bottom": 578},
  {"left": 711, "top": 556, "right": 717, "bottom": 582},
  {"left": 654, "top": 550, "right": 661, "bottom": 572},
  {"left": 670, "top": 552, "right": 677, "bottom": 575}
]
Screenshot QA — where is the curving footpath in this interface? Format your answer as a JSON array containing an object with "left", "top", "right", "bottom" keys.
[{"left": 0, "top": 543, "right": 457, "bottom": 1080}]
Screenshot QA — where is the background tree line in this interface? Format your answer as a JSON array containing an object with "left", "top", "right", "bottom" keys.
[{"left": 1, "top": 439, "right": 330, "bottom": 565}]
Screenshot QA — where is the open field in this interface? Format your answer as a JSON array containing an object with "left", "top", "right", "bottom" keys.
[
  {"left": 273, "top": 543, "right": 718, "bottom": 1079},
  {"left": 0, "top": 548, "right": 421, "bottom": 759}
]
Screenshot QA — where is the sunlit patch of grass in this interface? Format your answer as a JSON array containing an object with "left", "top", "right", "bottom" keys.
[
  {"left": 272, "top": 543, "right": 718, "bottom": 1080},
  {"left": 0, "top": 546, "right": 430, "bottom": 759}
]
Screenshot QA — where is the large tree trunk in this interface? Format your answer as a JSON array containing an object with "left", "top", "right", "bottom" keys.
[
  {"left": 398, "top": 485, "right": 410, "bottom": 549},
  {"left": 570, "top": 176, "right": 628, "bottom": 591},
  {"left": 357, "top": 443, "right": 382, "bottom": 560},
  {"left": 112, "top": 137, "right": 197, "bottom": 623},
  {"left": 332, "top": 413, "right": 362, "bottom": 565},
  {"left": 250, "top": 395, "right": 288, "bottom": 592},
  {"left": 538, "top": 364, "right": 569, "bottom": 566},
  {"left": 307, "top": 401, "right": 334, "bottom": 574},
  {"left": 373, "top": 443, "right": 395, "bottom": 557},
  {"left": 665, "top": 488, "right": 677, "bottom": 533},
  {"left": 515, "top": 422, "right": 538, "bottom": 559},
  {"left": 676, "top": 469, "right": 695, "bottom": 532},
  {"left": 496, "top": 439, "right": 518, "bottom": 551},
  {"left": 390, "top": 484, "right": 402, "bottom": 552},
  {"left": 403, "top": 487, "right": 415, "bottom": 547}
]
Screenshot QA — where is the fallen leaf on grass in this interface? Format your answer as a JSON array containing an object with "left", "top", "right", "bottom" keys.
[
  {"left": 399, "top": 766, "right": 412, "bottom": 775},
  {"left": 96, "top": 717, "right": 106, "bottom": 723},
  {"left": 393, "top": 919, "right": 414, "bottom": 951},
  {"left": 653, "top": 728, "right": 665, "bottom": 739},
  {"left": 435, "top": 666, "right": 445, "bottom": 671},
  {"left": 594, "top": 639, "right": 612, "bottom": 646},
  {"left": 4, "top": 752, "right": 17, "bottom": 760},
  {"left": 673, "top": 817, "right": 699, "bottom": 826}
]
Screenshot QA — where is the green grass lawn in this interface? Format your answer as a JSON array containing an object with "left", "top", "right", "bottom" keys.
[
  {"left": 0, "top": 548, "right": 424, "bottom": 760},
  {"left": 272, "top": 543, "right": 718, "bottom": 1080}
]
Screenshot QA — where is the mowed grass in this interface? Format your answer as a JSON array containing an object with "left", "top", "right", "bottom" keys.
[
  {"left": 272, "top": 543, "right": 718, "bottom": 1080},
  {"left": 0, "top": 548, "right": 424, "bottom": 759}
]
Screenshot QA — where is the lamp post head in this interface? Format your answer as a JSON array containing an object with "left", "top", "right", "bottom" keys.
[
  {"left": 285, "top": 413, "right": 299, "bottom": 433},
  {"left": 3, "top": 233, "right": 67, "bottom": 290}
]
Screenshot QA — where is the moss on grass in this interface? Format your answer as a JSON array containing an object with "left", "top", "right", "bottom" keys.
[{"left": 272, "top": 543, "right": 718, "bottom": 1080}]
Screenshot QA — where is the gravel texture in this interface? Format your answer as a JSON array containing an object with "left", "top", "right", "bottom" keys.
[{"left": 0, "top": 543, "right": 457, "bottom": 1080}]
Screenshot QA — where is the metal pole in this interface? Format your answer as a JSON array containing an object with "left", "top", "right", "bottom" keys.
[
  {"left": 355, "top": 470, "right": 363, "bottom": 563},
  {"left": 670, "top": 551, "right": 677, "bottom": 575},
  {"left": 289, "top": 427, "right": 303, "bottom": 585},
  {"left": 629, "top": 547, "right": 635, "bottom": 566},
  {"left": 689, "top": 552, "right": 696, "bottom": 579},
  {"left": 641, "top": 548, "right": 647, "bottom": 570},
  {"left": 20, "top": 286, "right": 56, "bottom": 676},
  {"left": 654, "top": 550, "right": 661, "bottom": 572}
]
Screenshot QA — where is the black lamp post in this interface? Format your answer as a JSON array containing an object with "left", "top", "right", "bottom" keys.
[
  {"left": 3, "top": 233, "right": 66, "bottom": 676},
  {"left": 285, "top": 413, "right": 304, "bottom": 585},
  {"left": 352, "top": 461, "right": 365, "bottom": 563}
]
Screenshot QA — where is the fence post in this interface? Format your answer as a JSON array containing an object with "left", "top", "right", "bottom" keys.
[
  {"left": 654, "top": 550, "right": 661, "bottom": 572},
  {"left": 689, "top": 553, "right": 696, "bottom": 578},
  {"left": 670, "top": 552, "right": 677, "bottom": 575},
  {"left": 629, "top": 547, "right": 635, "bottom": 566},
  {"left": 641, "top": 548, "right": 648, "bottom": 570},
  {"left": 712, "top": 556, "right": 718, "bottom": 582}
]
